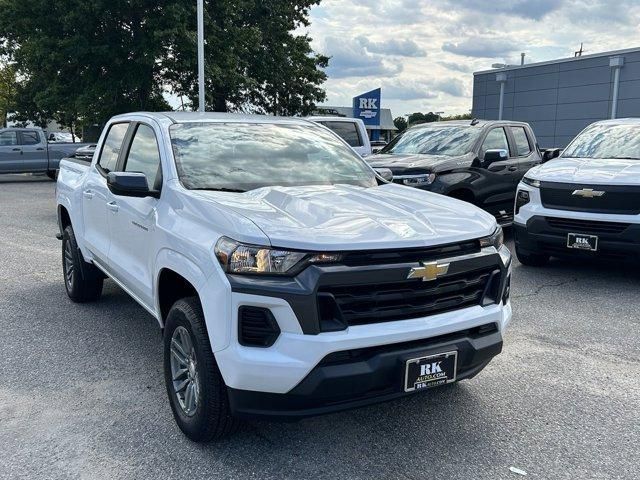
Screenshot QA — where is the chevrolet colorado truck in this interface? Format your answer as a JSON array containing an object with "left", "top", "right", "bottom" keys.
[
  {"left": 56, "top": 112, "right": 512, "bottom": 441},
  {"left": 515, "top": 118, "right": 640, "bottom": 265},
  {"left": 368, "top": 120, "right": 547, "bottom": 225},
  {"left": 0, "top": 127, "right": 90, "bottom": 179}
]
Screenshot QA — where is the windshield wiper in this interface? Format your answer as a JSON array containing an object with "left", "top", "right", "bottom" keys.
[
  {"left": 191, "top": 187, "right": 246, "bottom": 193},
  {"left": 607, "top": 156, "right": 640, "bottom": 160}
]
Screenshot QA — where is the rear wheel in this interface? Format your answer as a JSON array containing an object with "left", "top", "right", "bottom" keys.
[
  {"left": 164, "top": 297, "right": 239, "bottom": 441},
  {"left": 46, "top": 170, "right": 58, "bottom": 181},
  {"left": 62, "top": 225, "right": 103, "bottom": 302},
  {"left": 515, "top": 244, "right": 549, "bottom": 266}
]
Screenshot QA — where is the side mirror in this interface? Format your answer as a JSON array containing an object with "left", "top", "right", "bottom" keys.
[
  {"left": 374, "top": 168, "right": 393, "bottom": 182},
  {"left": 107, "top": 171, "right": 158, "bottom": 198},
  {"left": 483, "top": 149, "right": 508, "bottom": 165},
  {"left": 542, "top": 148, "right": 561, "bottom": 162}
]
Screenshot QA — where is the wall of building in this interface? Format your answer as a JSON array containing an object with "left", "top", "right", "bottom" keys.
[{"left": 472, "top": 49, "right": 640, "bottom": 148}]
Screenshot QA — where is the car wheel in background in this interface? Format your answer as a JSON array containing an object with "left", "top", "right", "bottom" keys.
[
  {"left": 62, "top": 225, "right": 104, "bottom": 302},
  {"left": 515, "top": 244, "right": 550, "bottom": 267},
  {"left": 163, "top": 297, "right": 239, "bottom": 442}
]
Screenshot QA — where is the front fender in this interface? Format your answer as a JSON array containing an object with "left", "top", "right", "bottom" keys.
[{"left": 154, "top": 248, "right": 232, "bottom": 352}]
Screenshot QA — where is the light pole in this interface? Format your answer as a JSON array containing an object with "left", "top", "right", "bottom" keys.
[
  {"left": 197, "top": 0, "right": 205, "bottom": 112},
  {"left": 435, "top": 111, "right": 444, "bottom": 121}
]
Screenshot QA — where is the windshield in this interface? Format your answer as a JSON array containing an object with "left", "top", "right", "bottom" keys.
[
  {"left": 169, "top": 122, "right": 377, "bottom": 191},
  {"left": 380, "top": 125, "right": 480, "bottom": 156},
  {"left": 563, "top": 124, "right": 640, "bottom": 160}
]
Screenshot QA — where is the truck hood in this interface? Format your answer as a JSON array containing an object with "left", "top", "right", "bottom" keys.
[
  {"left": 527, "top": 157, "right": 640, "bottom": 185},
  {"left": 192, "top": 184, "right": 496, "bottom": 251},
  {"left": 367, "top": 152, "right": 473, "bottom": 173}
]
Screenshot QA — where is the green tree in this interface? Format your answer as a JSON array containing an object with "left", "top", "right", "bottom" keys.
[
  {"left": 407, "top": 112, "right": 440, "bottom": 126},
  {"left": 441, "top": 113, "right": 472, "bottom": 121},
  {"left": 393, "top": 116, "right": 407, "bottom": 132},
  {"left": 0, "top": 0, "right": 328, "bottom": 129},
  {"left": 164, "top": 0, "right": 327, "bottom": 114},
  {"left": 0, "top": 63, "right": 17, "bottom": 127}
]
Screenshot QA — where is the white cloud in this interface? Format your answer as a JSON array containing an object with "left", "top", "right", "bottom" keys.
[{"left": 306, "top": 0, "right": 640, "bottom": 117}]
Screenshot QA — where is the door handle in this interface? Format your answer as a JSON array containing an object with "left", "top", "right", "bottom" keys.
[
  {"left": 12, "top": 148, "right": 21, "bottom": 151},
  {"left": 83, "top": 190, "right": 94, "bottom": 199},
  {"left": 107, "top": 201, "right": 119, "bottom": 213},
  {"left": 36, "top": 147, "right": 45, "bottom": 151},
  {"left": 508, "top": 166, "right": 518, "bottom": 172}
]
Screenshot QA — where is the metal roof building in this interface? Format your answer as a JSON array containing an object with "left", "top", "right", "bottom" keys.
[{"left": 471, "top": 47, "right": 640, "bottom": 148}]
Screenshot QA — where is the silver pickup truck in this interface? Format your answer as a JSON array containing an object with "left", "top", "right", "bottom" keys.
[{"left": 0, "top": 127, "right": 90, "bottom": 179}]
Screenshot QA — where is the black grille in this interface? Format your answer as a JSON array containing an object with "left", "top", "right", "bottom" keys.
[
  {"left": 545, "top": 217, "right": 630, "bottom": 235},
  {"left": 540, "top": 182, "right": 640, "bottom": 215},
  {"left": 238, "top": 307, "right": 280, "bottom": 347},
  {"left": 318, "top": 267, "right": 500, "bottom": 328}
]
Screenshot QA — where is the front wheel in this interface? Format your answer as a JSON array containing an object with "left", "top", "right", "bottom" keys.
[
  {"left": 163, "top": 297, "right": 239, "bottom": 441},
  {"left": 62, "top": 225, "right": 104, "bottom": 302},
  {"left": 515, "top": 244, "right": 550, "bottom": 267}
]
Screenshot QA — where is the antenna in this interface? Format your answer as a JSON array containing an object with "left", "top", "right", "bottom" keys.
[
  {"left": 574, "top": 43, "right": 585, "bottom": 57},
  {"left": 470, "top": 118, "right": 480, "bottom": 126}
]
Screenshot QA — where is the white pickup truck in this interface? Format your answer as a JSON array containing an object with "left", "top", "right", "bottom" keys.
[
  {"left": 514, "top": 118, "right": 640, "bottom": 265},
  {"left": 56, "top": 112, "right": 512, "bottom": 441}
]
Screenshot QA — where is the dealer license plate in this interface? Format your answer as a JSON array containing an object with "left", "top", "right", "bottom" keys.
[
  {"left": 404, "top": 351, "right": 457, "bottom": 392},
  {"left": 567, "top": 232, "right": 598, "bottom": 251}
]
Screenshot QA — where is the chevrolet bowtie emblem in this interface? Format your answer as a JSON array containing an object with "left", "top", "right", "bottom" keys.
[
  {"left": 572, "top": 188, "right": 605, "bottom": 198},
  {"left": 407, "top": 261, "right": 450, "bottom": 281}
]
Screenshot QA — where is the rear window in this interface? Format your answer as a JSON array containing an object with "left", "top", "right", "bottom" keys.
[
  {"left": 97, "top": 123, "right": 129, "bottom": 172},
  {"left": 0, "top": 131, "right": 18, "bottom": 146},
  {"left": 511, "top": 127, "right": 531, "bottom": 156},
  {"left": 319, "top": 121, "right": 363, "bottom": 147}
]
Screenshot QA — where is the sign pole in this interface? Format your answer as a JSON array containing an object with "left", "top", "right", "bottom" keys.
[{"left": 197, "top": 0, "right": 205, "bottom": 112}]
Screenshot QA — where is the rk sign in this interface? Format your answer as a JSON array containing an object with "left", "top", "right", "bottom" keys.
[{"left": 353, "top": 88, "right": 381, "bottom": 126}]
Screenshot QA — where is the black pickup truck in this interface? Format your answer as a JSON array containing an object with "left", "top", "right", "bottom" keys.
[{"left": 368, "top": 119, "right": 555, "bottom": 224}]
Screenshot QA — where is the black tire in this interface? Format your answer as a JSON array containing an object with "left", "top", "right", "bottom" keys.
[
  {"left": 163, "top": 297, "right": 239, "bottom": 441},
  {"left": 46, "top": 170, "right": 58, "bottom": 181},
  {"left": 62, "top": 225, "right": 104, "bottom": 302},
  {"left": 515, "top": 244, "right": 550, "bottom": 267}
]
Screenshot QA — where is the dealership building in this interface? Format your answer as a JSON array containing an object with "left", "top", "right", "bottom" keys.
[{"left": 472, "top": 47, "right": 640, "bottom": 148}]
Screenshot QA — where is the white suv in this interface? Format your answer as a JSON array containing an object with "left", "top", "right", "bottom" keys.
[{"left": 514, "top": 118, "right": 640, "bottom": 265}]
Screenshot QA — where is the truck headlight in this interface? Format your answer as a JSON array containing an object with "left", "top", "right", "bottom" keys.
[
  {"left": 479, "top": 226, "right": 504, "bottom": 250},
  {"left": 522, "top": 176, "right": 540, "bottom": 188},
  {"left": 215, "top": 237, "right": 342, "bottom": 275},
  {"left": 401, "top": 173, "right": 436, "bottom": 186}
]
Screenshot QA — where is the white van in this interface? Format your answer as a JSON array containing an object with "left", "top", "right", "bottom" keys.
[{"left": 307, "top": 116, "right": 372, "bottom": 157}]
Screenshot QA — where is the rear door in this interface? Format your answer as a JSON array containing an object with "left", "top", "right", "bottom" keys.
[
  {"left": 19, "top": 130, "right": 48, "bottom": 172},
  {"left": 0, "top": 131, "right": 23, "bottom": 172},
  {"left": 106, "top": 122, "right": 162, "bottom": 307},
  {"left": 82, "top": 122, "right": 130, "bottom": 265},
  {"left": 509, "top": 125, "right": 541, "bottom": 174}
]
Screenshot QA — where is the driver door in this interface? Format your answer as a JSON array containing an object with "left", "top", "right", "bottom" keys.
[
  {"left": 106, "top": 123, "right": 163, "bottom": 308},
  {"left": 478, "top": 127, "right": 522, "bottom": 218}
]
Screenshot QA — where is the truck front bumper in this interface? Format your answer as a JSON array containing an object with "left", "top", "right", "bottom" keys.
[
  {"left": 227, "top": 323, "right": 503, "bottom": 420},
  {"left": 514, "top": 216, "right": 640, "bottom": 261}
]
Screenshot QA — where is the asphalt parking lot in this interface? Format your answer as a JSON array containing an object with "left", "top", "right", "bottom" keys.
[{"left": 1, "top": 174, "right": 638, "bottom": 480}]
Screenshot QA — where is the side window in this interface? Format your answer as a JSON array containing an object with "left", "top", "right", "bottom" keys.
[
  {"left": 511, "top": 126, "right": 532, "bottom": 156},
  {"left": 481, "top": 128, "right": 509, "bottom": 155},
  {"left": 97, "top": 123, "right": 129, "bottom": 172},
  {"left": 124, "top": 124, "right": 162, "bottom": 190},
  {"left": 21, "top": 131, "right": 40, "bottom": 145},
  {"left": 321, "top": 121, "right": 363, "bottom": 147},
  {"left": 0, "top": 131, "right": 18, "bottom": 146}
]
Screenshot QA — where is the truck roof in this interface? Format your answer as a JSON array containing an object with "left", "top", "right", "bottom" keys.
[
  {"left": 111, "top": 111, "right": 314, "bottom": 125},
  {"left": 409, "top": 119, "right": 531, "bottom": 129}
]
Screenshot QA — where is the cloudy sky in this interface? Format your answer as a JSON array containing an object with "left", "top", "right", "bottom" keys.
[{"left": 304, "top": 0, "right": 640, "bottom": 118}]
